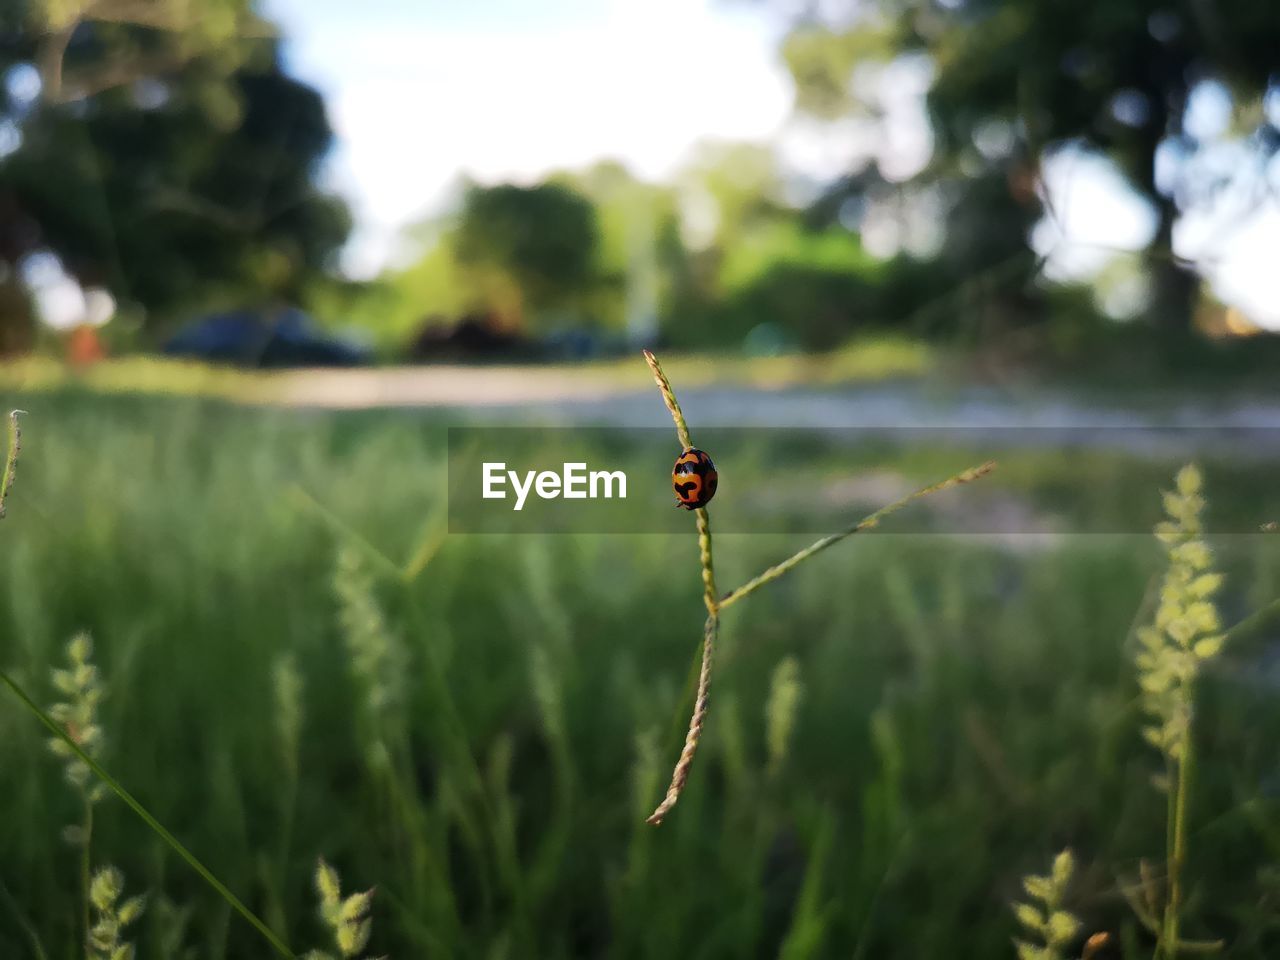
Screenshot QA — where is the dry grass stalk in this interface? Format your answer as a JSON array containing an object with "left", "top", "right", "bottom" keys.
[{"left": 719, "top": 459, "right": 996, "bottom": 609}]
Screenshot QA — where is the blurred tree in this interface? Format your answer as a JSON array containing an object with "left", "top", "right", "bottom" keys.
[
  {"left": 0, "top": 0, "right": 350, "bottom": 347},
  {"left": 677, "top": 141, "right": 788, "bottom": 250},
  {"left": 771, "top": 0, "right": 1280, "bottom": 334},
  {"left": 452, "top": 181, "right": 599, "bottom": 330},
  {"left": 555, "top": 160, "right": 689, "bottom": 342},
  {"left": 667, "top": 141, "right": 796, "bottom": 344}
]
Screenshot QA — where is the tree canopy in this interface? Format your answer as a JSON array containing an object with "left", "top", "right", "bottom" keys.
[
  {"left": 452, "top": 181, "right": 600, "bottom": 329},
  {"left": 0, "top": 0, "right": 350, "bottom": 344},
  {"left": 776, "top": 0, "right": 1280, "bottom": 333}
]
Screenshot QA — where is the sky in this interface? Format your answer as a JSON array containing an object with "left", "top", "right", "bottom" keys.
[{"left": 261, "top": 0, "right": 795, "bottom": 277}]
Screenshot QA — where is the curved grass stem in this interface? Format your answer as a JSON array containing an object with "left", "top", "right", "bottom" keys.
[{"left": 646, "top": 613, "right": 718, "bottom": 825}]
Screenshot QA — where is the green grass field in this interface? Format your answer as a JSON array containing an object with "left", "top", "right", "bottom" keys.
[{"left": 1, "top": 391, "right": 1279, "bottom": 959}]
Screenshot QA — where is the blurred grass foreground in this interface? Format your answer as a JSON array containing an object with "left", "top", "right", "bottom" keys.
[{"left": 0, "top": 384, "right": 1277, "bottom": 959}]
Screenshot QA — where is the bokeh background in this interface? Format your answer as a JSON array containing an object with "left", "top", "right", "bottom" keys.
[{"left": 1, "top": 1, "right": 1280, "bottom": 958}]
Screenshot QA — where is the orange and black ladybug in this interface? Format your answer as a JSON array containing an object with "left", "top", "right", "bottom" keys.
[{"left": 672, "top": 448, "right": 718, "bottom": 510}]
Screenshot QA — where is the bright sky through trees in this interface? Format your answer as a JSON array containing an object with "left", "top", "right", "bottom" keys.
[{"left": 264, "top": 0, "right": 1280, "bottom": 327}]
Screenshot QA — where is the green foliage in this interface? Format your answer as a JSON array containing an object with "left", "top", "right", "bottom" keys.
[
  {"left": 370, "top": 178, "right": 611, "bottom": 340},
  {"left": 557, "top": 161, "right": 685, "bottom": 333},
  {"left": 774, "top": 0, "right": 1280, "bottom": 333},
  {"left": 719, "top": 221, "right": 874, "bottom": 292},
  {"left": 18, "top": 0, "right": 263, "bottom": 104},
  {"left": 0, "top": 7, "right": 351, "bottom": 334},
  {"left": 381, "top": 146, "right": 930, "bottom": 352},
  {"left": 453, "top": 181, "right": 600, "bottom": 328},
  {"left": 676, "top": 141, "right": 787, "bottom": 249},
  {"left": 780, "top": 21, "right": 902, "bottom": 121},
  {"left": 712, "top": 222, "right": 886, "bottom": 351},
  {"left": 730, "top": 260, "right": 880, "bottom": 351}
]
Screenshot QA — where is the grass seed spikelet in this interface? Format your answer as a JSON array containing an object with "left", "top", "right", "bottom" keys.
[
  {"left": 1012, "top": 849, "right": 1082, "bottom": 960},
  {"left": 87, "top": 866, "right": 146, "bottom": 960},
  {"left": 307, "top": 859, "right": 382, "bottom": 960}
]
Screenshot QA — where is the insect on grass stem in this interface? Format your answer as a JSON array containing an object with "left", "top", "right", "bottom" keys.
[{"left": 640, "top": 351, "right": 994, "bottom": 824}]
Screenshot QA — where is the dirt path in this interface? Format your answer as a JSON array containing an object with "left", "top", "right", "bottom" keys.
[
  {"left": 265, "top": 366, "right": 1280, "bottom": 457},
  {"left": 272, "top": 365, "right": 630, "bottom": 408}
]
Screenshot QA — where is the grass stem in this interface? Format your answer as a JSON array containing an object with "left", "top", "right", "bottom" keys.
[
  {"left": 719, "top": 460, "right": 996, "bottom": 610},
  {"left": 1163, "top": 729, "right": 1193, "bottom": 958},
  {"left": 642, "top": 351, "right": 719, "bottom": 824},
  {"left": 80, "top": 797, "right": 92, "bottom": 955},
  {"left": 646, "top": 614, "right": 717, "bottom": 826}
]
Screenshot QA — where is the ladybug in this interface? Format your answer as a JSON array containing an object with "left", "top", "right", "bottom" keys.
[{"left": 672, "top": 447, "right": 718, "bottom": 510}]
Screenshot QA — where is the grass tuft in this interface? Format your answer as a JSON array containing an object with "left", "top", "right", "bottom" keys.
[{"left": 0, "top": 415, "right": 298, "bottom": 960}]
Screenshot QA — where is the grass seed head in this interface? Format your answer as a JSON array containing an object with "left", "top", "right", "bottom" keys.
[
  {"left": 47, "top": 631, "right": 108, "bottom": 801},
  {"left": 1013, "top": 849, "right": 1083, "bottom": 960},
  {"left": 1137, "top": 464, "right": 1225, "bottom": 761},
  {"left": 332, "top": 545, "right": 407, "bottom": 745},
  {"left": 87, "top": 865, "right": 145, "bottom": 960},
  {"left": 765, "top": 655, "right": 803, "bottom": 777},
  {"left": 273, "top": 652, "right": 304, "bottom": 774},
  {"left": 313, "top": 859, "right": 379, "bottom": 959}
]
